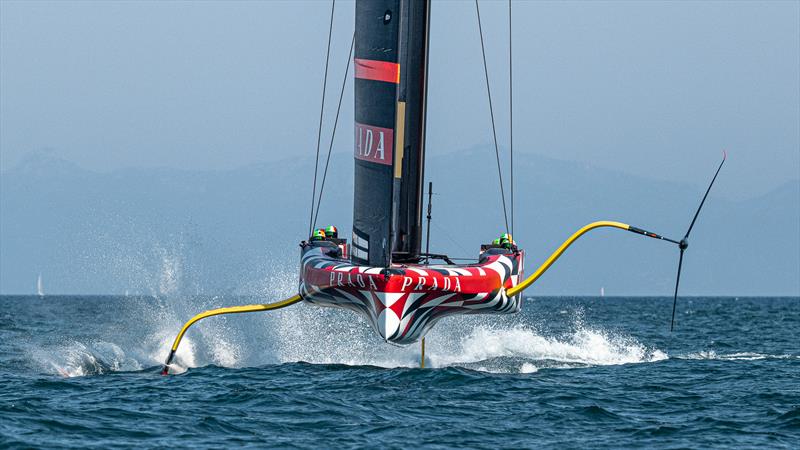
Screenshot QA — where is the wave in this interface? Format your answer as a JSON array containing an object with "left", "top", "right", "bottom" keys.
[
  {"left": 36, "top": 323, "right": 797, "bottom": 378},
  {"left": 22, "top": 248, "right": 740, "bottom": 377},
  {"left": 24, "top": 233, "right": 670, "bottom": 376},
  {"left": 31, "top": 307, "right": 668, "bottom": 377},
  {"left": 680, "top": 351, "right": 798, "bottom": 361},
  {"left": 30, "top": 341, "right": 143, "bottom": 377},
  {"left": 429, "top": 324, "right": 668, "bottom": 373}
]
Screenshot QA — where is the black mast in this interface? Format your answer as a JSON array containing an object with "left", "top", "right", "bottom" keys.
[
  {"left": 352, "top": 0, "right": 430, "bottom": 266},
  {"left": 391, "top": 0, "right": 430, "bottom": 263}
]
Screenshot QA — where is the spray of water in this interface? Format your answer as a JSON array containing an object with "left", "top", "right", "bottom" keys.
[
  {"left": 30, "top": 341, "right": 143, "bottom": 377},
  {"left": 29, "top": 242, "right": 674, "bottom": 377}
]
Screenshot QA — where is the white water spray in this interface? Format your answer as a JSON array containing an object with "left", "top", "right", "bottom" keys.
[{"left": 28, "top": 244, "right": 674, "bottom": 377}]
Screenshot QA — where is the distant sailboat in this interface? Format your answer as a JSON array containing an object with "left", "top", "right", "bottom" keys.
[
  {"left": 600, "top": 287, "right": 605, "bottom": 297},
  {"left": 37, "top": 274, "right": 44, "bottom": 297}
]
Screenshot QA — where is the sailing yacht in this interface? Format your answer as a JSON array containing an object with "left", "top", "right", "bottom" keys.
[
  {"left": 37, "top": 274, "right": 44, "bottom": 297},
  {"left": 161, "top": 0, "right": 724, "bottom": 373},
  {"left": 298, "top": 0, "right": 523, "bottom": 345}
]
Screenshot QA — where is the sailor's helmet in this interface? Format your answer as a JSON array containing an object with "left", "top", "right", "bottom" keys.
[{"left": 324, "top": 225, "right": 338, "bottom": 239}]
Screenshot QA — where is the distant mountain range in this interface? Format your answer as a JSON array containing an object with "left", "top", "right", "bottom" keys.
[{"left": 1, "top": 149, "right": 797, "bottom": 296}]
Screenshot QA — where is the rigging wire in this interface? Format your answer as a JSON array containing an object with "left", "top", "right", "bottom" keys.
[
  {"left": 308, "top": 0, "right": 336, "bottom": 236},
  {"left": 312, "top": 33, "right": 355, "bottom": 231},
  {"left": 475, "top": 0, "right": 510, "bottom": 235},
  {"left": 431, "top": 220, "right": 472, "bottom": 256},
  {"left": 508, "top": 0, "right": 514, "bottom": 237}
]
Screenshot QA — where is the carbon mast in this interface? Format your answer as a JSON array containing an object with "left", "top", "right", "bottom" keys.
[{"left": 352, "top": 0, "right": 430, "bottom": 266}]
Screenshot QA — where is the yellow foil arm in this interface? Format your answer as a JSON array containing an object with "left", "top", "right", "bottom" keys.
[
  {"left": 161, "top": 294, "right": 303, "bottom": 374},
  {"left": 506, "top": 221, "right": 631, "bottom": 298}
]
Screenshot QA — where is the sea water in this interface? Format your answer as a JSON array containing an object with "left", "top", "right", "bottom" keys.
[{"left": 0, "top": 295, "right": 797, "bottom": 448}]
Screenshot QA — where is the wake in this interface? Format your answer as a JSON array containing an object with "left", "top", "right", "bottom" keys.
[
  {"left": 28, "top": 302, "right": 670, "bottom": 377},
  {"left": 19, "top": 250, "right": 770, "bottom": 378}
]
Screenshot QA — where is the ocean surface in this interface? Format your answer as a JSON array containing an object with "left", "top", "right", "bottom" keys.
[{"left": 0, "top": 295, "right": 797, "bottom": 448}]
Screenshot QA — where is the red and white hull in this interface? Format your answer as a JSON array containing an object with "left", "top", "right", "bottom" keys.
[{"left": 299, "top": 245, "right": 524, "bottom": 345}]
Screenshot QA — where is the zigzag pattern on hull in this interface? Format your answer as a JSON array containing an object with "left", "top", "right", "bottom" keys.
[{"left": 299, "top": 246, "right": 525, "bottom": 345}]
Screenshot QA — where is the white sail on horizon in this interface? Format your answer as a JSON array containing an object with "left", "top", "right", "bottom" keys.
[{"left": 37, "top": 274, "right": 44, "bottom": 297}]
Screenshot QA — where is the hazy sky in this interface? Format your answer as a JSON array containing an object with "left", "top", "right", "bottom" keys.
[{"left": 1, "top": 0, "right": 798, "bottom": 199}]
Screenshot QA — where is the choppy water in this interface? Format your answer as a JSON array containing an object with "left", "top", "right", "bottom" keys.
[{"left": 0, "top": 295, "right": 797, "bottom": 448}]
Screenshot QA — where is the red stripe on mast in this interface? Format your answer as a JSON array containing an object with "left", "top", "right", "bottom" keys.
[{"left": 354, "top": 58, "right": 400, "bottom": 84}]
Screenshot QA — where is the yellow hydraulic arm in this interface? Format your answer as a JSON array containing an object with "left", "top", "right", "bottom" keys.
[
  {"left": 161, "top": 294, "right": 303, "bottom": 375},
  {"left": 505, "top": 221, "right": 679, "bottom": 298}
]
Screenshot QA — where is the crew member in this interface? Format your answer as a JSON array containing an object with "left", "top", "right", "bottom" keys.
[
  {"left": 498, "top": 233, "right": 516, "bottom": 251},
  {"left": 311, "top": 229, "right": 327, "bottom": 241},
  {"left": 325, "top": 225, "right": 339, "bottom": 240}
]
